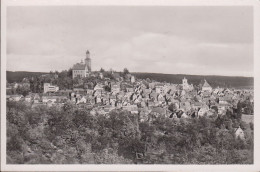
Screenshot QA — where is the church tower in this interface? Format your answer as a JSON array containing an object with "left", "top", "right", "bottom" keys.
[
  {"left": 85, "top": 50, "right": 91, "bottom": 72},
  {"left": 182, "top": 77, "right": 188, "bottom": 90}
]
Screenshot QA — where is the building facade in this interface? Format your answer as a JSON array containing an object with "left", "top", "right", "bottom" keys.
[
  {"left": 182, "top": 77, "right": 193, "bottom": 91},
  {"left": 43, "top": 83, "right": 59, "bottom": 93},
  {"left": 72, "top": 50, "right": 91, "bottom": 78},
  {"left": 202, "top": 79, "right": 212, "bottom": 92}
]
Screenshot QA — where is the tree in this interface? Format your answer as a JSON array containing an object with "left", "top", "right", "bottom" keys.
[
  {"left": 16, "top": 85, "right": 30, "bottom": 97},
  {"left": 67, "top": 68, "right": 73, "bottom": 77},
  {"left": 168, "top": 103, "right": 178, "bottom": 112},
  {"left": 104, "top": 85, "right": 111, "bottom": 92},
  {"left": 100, "top": 68, "right": 105, "bottom": 73},
  {"left": 146, "top": 78, "right": 151, "bottom": 83},
  {"left": 123, "top": 68, "right": 129, "bottom": 75}
]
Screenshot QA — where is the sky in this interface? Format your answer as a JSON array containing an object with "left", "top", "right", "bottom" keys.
[{"left": 6, "top": 6, "right": 253, "bottom": 76}]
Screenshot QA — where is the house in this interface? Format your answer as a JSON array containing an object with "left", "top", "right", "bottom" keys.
[
  {"left": 31, "top": 102, "right": 44, "bottom": 108},
  {"left": 149, "top": 92, "right": 158, "bottom": 101},
  {"left": 43, "top": 83, "right": 59, "bottom": 93},
  {"left": 219, "top": 97, "right": 230, "bottom": 105},
  {"left": 99, "top": 72, "right": 104, "bottom": 79},
  {"left": 147, "top": 100, "right": 155, "bottom": 107},
  {"left": 191, "top": 102, "right": 203, "bottom": 110},
  {"left": 140, "top": 101, "right": 147, "bottom": 108},
  {"left": 8, "top": 95, "right": 23, "bottom": 101},
  {"left": 116, "top": 100, "right": 123, "bottom": 108},
  {"left": 94, "top": 84, "right": 104, "bottom": 92},
  {"left": 205, "top": 109, "right": 216, "bottom": 117},
  {"left": 182, "top": 77, "right": 193, "bottom": 91},
  {"left": 179, "top": 101, "right": 191, "bottom": 111},
  {"left": 235, "top": 126, "right": 245, "bottom": 140},
  {"left": 198, "top": 107, "right": 209, "bottom": 117},
  {"left": 143, "top": 88, "right": 152, "bottom": 95},
  {"left": 93, "top": 90, "right": 102, "bottom": 97},
  {"left": 109, "top": 95, "right": 117, "bottom": 106},
  {"left": 24, "top": 95, "right": 32, "bottom": 102},
  {"left": 111, "top": 83, "right": 121, "bottom": 94},
  {"left": 77, "top": 96, "right": 87, "bottom": 104},
  {"left": 95, "top": 96, "right": 102, "bottom": 104},
  {"left": 46, "top": 100, "right": 54, "bottom": 107},
  {"left": 122, "top": 105, "right": 138, "bottom": 114},
  {"left": 202, "top": 79, "right": 212, "bottom": 92},
  {"left": 148, "top": 83, "right": 155, "bottom": 89},
  {"left": 131, "top": 76, "right": 136, "bottom": 83},
  {"left": 86, "top": 89, "right": 94, "bottom": 95},
  {"left": 126, "top": 87, "right": 134, "bottom": 92},
  {"left": 181, "top": 112, "right": 189, "bottom": 118},
  {"left": 42, "top": 96, "right": 57, "bottom": 104},
  {"left": 155, "top": 85, "right": 164, "bottom": 94},
  {"left": 102, "top": 105, "right": 112, "bottom": 113},
  {"left": 218, "top": 109, "right": 226, "bottom": 116},
  {"left": 169, "top": 113, "right": 178, "bottom": 118},
  {"left": 157, "top": 94, "right": 165, "bottom": 103},
  {"left": 150, "top": 107, "right": 167, "bottom": 117},
  {"left": 168, "top": 85, "right": 177, "bottom": 93},
  {"left": 113, "top": 73, "right": 121, "bottom": 81}
]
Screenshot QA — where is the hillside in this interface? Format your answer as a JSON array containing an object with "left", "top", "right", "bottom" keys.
[
  {"left": 6, "top": 71, "right": 254, "bottom": 89},
  {"left": 6, "top": 71, "right": 47, "bottom": 83},
  {"left": 133, "top": 72, "right": 253, "bottom": 89}
]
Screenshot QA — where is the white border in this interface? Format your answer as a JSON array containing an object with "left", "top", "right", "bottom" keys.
[{"left": 1, "top": 0, "right": 260, "bottom": 171}]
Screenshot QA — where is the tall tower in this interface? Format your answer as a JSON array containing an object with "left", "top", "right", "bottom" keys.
[
  {"left": 85, "top": 50, "right": 91, "bottom": 72},
  {"left": 182, "top": 77, "right": 188, "bottom": 90}
]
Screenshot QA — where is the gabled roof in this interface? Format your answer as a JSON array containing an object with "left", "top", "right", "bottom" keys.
[
  {"left": 235, "top": 126, "right": 244, "bottom": 133},
  {"left": 203, "top": 80, "right": 211, "bottom": 88},
  {"left": 151, "top": 107, "right": 166, "bottom": 115},
  {"left": 72, "top": 63, "right": 86, "bottom": 70}
]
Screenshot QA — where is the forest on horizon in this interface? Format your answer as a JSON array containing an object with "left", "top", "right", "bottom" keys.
[{"left": 6, "top": 71, "right": 253, "bottom": 89}]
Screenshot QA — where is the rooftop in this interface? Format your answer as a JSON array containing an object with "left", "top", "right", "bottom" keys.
[
  {"left": 72, "top": 63, "right": 86, "bottom": 70},
  {"left": 203, "top": 80, "right": 211, "bottom": 88}
]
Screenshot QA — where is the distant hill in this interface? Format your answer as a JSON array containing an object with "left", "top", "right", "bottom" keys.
[
  {"left": 6, "top": 71, "right": 253, "bottom": 89},
  {"left": 133, "top": 72, "right": 254, "bottom": 89},
  {"left": 6, "top": 71, "right": 47, "bottom": 83}
]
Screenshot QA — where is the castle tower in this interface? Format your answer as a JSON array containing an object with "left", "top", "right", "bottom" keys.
[{"left": 85, "top": 50, "right": 91, "bottom": 72}]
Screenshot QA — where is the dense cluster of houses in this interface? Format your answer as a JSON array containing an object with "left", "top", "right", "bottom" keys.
[
  {"left": 6, "top": 72, "right": 254, "bottom": 141},
  {"left": 6, "top": 50, "right": 253, "bottom": 141},
  {"left": 7, "top": 73, "right": 253, "bottom": 119}
]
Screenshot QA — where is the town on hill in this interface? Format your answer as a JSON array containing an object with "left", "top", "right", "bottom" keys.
[{"left": 6, "top": 50, "right": 254, "bottom": 164}]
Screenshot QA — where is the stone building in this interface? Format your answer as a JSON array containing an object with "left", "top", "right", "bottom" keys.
[
  {"left": 72, "top": 50, "right": 91, "bottom": 78},
  {"left": 182, "top": 77, "right": 193, "bottom": 91}
]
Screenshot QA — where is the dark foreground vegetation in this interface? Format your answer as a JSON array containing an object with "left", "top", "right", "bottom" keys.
[{"left": 7, "top": 101, "right": 253, "bottom": 164}]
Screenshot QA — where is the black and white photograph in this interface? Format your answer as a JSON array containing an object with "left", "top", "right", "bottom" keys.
[{"left": 1, "top": 0, "right": 260, "bottom": 171}]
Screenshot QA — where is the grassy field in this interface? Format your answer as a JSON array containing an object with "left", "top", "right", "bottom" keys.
[{"left": 242, "top": 114, "right": 254, "bottom": 124}]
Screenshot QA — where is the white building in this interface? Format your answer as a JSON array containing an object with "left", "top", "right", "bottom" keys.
[
  {"left": 155, "top": 85, "right": 164, "bottom": 94},
  {"left": 111, "top": 84, "right": 121, "bottom": 94},
  {"left": 72, "top": 50, "right": 91, "bottom": 79},
  {"left": 235, "top": 126, "right": 245, "bottom": 140},
  {"left": 182, "top": 77, "right": 193, "bottom": 91},
  {"left": 131, "top": 75, "right": 135, "bottom": 83},
  {"left": 99, "top": 72, "right": 104, "bottom": 79},
  {"left": 43, "top": 83, "right": 59, "bottom": 93}
]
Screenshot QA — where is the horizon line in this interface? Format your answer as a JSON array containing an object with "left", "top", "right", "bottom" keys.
[{"left": 6, "top": 70, "right": 254, "bottom": 78}]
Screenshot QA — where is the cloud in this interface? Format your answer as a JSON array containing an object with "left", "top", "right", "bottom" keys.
[{"left": 6, "top": 6, "right": 253, "bottom": 76}]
